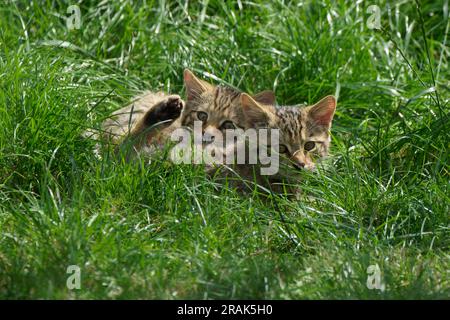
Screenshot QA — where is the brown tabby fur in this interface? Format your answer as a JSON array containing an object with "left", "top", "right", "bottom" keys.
[
  {"left": 96, "top": 70, "right": 275, "bottom": 161},
  {"left": 229, "top": 94, "right": 337, "bottom": 194},
  {"left": 93, "top": 69, "right": 336, "bottom": 195}
]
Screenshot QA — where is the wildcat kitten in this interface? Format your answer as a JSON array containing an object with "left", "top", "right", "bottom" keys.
[
  {"left": 221, "top": 93, "right": 337, "bottom": 194},
  {"left": 98, "top": 69, "right": 275, "bottom": 162}
]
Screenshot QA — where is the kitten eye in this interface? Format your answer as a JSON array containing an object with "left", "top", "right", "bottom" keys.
[
  {"left": 221, "top": 121, "right": 235, "bottom": 130},
  {"left": 304, "top": 141, "right": 315, "bottom": 151},
  {"left": 197, "top": 111, "right": 208, "bottom": 122},
  {"left": 278, "top": 144, "right": 289, "bottom": 154}
]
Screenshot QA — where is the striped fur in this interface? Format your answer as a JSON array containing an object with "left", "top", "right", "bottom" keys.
[
  {"left": 93, "top": 70, "right": 275, "bottom": 162},
  {"left": 241, "top": 94, "right": 336, "bottom": 171},
  {"left": 233, "top": 94, "right": 337, "bottom": 194}
]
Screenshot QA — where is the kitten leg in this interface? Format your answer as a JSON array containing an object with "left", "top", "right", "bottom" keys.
[{"left": 119, "top": 95, "right": 184, "bottom": 156}]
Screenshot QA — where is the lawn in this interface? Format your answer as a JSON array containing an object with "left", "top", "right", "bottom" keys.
[{"left": 0, "top": 0, "right": 448, "bottom": 299}]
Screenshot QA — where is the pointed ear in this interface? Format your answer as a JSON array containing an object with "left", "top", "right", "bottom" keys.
[
  {"left": 252, "top": 90, "right": 276, "bottom": 105},
  {"left": 308, "top": 95, "right": 336, "bottom": 127},
  {"left": 183, "top": 69, "right": 213, "bottom": 101},
  {"left": 241, "top": 93, "right": 274, "bottom": 128}
]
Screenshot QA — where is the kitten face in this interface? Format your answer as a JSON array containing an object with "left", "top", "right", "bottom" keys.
[
  {"left": 179, "top": 70, "right": 276, "bottom": 165},
  {"left": 241, "top": 94, "right": 336, "bottom": 173},
  {"left": 181, "top": 70, "right": 275, "bottom": 132},
  {"left": 181, "top": 71, "right": 243, "bottom": 133}
]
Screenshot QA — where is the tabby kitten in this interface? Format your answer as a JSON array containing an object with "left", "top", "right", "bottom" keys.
[
  {"left": 99, "top": 69, "right": 275, "bottom": 162},
  {"left": 232, "top": 93, "right": 337, "bottom": 192}
]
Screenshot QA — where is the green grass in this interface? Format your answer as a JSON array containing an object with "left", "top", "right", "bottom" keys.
[{"left": 0, "top": 0, "right": 449, "bottom": 299}]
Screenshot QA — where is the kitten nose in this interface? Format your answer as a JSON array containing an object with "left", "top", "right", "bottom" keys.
[
  {"left": 203, "top": 126, "right": 217, "bottom": 144},
  {"left": 203, "top": 133, "right": 215, "bottom": 143},
  {"left": 293, "top": 162, "right": 305, "bottom": 170}
]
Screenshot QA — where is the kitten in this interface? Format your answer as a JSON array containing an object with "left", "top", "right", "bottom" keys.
[
  {"left": 98, "top": 69, "right": 275, "bottom": 162},
  {"left": 221, "top": 93, "right": 337, "bottom": 194}
]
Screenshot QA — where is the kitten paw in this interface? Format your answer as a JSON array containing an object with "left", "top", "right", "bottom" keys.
[
  {"left": 163, "top": 95, "right": 184, "bottom": 120},
  {"left": 145, "top": 95, "right": 184, "bottom": 126}
]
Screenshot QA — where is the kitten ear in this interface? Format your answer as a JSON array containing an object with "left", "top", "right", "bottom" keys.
[
  {"left": 252, "top": 90, "right": 276, "bottom": 105},
  {"left": 183, "top": 69, "right": 213, "bottom": 101},
  {"left": 241, "top": 93, "right": 274, "bottom": 127},
  {"left": 308, "top": 95, "right": 336, "bottom": 127}
]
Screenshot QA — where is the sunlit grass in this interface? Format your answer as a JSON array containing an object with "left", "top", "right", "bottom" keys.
[{"left": 0, "top": 0, "right": 448, "bottom": 299}]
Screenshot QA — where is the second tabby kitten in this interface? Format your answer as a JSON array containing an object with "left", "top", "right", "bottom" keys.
[
  {"left": 209, "top": 93, "right": 336, "bottom": 194},
  {"left": 234, "top": 93, "right": 337, "bottom": 193}
]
